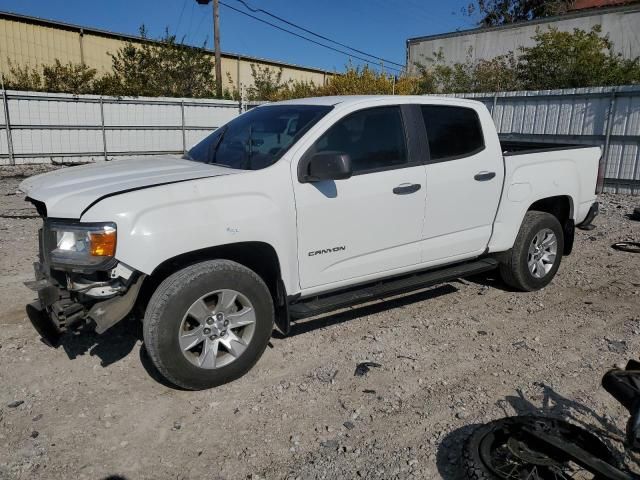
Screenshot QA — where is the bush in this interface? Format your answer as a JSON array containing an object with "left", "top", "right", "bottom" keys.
[
  {"left": 4, "top": 61, "right": 43, "bottom": 91},
  {"left": 4, "top": 59, "right": 98, "bottom": 94},
  {"left": 517, "top": 25, "right": 640, "bottom": 89}
]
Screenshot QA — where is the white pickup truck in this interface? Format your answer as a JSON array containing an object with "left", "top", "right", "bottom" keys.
[{"left": 20, "top": 95, "right": 600, "bottom": 390}]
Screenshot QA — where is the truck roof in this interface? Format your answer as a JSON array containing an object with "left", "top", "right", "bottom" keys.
[{"left": 269, "top": 95, "right": 484, "bottom": 109}]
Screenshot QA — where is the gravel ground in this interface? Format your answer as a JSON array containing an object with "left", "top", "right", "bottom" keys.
[{"left": 0, "top": 165, "right": 639, "bottom": 480}]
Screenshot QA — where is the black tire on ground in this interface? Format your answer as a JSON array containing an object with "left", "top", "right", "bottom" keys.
[
  {"left": 462, "top": 416, "right": 615, "bottom": 480},
  {"left": 143, "top": 260, "right": 274, "bottom": 390},
  {"left": 499, "top": 211, "right": 564, "bottom": 292}
]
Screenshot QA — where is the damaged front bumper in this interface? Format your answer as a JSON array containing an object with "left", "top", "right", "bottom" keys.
[{"left": 25, "top": 261, "right": 145, "bottom": 346}]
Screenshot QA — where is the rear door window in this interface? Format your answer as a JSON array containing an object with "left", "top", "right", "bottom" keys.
[{"left": 420, "top": 105, "right": 484, "bottom": 161}]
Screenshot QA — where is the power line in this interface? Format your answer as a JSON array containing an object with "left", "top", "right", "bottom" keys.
[
  {"left": 193, "top": 7, "right": 209, "bottom": 46},
  {"left": 232, "top": 0, "right": 405, "bottom": 68},
  {"left": 174, "top": 0, "right": 188, "bottom": 36},
  {"left": 219, "top": 1, "right": 404, "bottom": 73},
  {"left": 184, "top": 1, "right": 196, "bottom": 41}
]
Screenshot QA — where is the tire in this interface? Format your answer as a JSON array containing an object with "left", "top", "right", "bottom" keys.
[
  {"left": 143, "top": 260, "right": 274, "bottom": 390},
  {"left": 499, "top": 211, "right": 564, "bottom": 292},
  {"left": 463, "top": 416, "right": 616, "bottom": 480}
]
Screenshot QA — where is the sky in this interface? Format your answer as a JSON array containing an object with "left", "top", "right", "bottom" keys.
[{"left": 0, "top": 0, "right": 478, "bottom": 73}]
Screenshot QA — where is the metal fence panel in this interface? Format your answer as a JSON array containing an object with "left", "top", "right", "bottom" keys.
[{"left": 0, "top": 90, "right": 243, "bottom": 165}]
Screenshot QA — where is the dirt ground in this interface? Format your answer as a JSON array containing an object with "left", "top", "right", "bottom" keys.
[{"left": 1, "top": 165, "right": 639, "bottom": 480}]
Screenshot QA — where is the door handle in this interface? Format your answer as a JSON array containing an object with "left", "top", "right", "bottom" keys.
[
  {"left": 474, "top": 171, "right": 496, "bottom": 181},
  {"left": 393, "top": 183, "right": 421, "bottom": 195}
]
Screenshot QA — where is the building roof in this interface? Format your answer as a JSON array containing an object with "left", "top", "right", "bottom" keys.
[
  {"left": 0, "top": 10, "right": 334, "bottom": 75},
  {"left": 406, "top": 2, "right": 640, "bottom": 45}
]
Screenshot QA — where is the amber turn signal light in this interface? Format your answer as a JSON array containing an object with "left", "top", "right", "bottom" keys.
[{"left": 89, "top": 229, "right": 116, "bottom": 257}]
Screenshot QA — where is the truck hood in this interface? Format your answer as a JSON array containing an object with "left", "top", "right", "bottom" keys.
[{"left": 19, "top": 155, "right": 237, "bottom": 219}]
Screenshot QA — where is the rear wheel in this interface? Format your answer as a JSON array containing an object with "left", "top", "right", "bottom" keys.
[
  {"left": 463, "top": 416, "right": 616, "bottom": 479},
  {"left": 499, "top": 211, "right": 564, "bottom": 291},
  {"left": 143, "top": 260, "right": 274, "bottom": 390}
]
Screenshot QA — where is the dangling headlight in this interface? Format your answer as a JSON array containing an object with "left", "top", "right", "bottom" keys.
[{"left": 45, "top": 222, "right": 117, "bottom": 271}]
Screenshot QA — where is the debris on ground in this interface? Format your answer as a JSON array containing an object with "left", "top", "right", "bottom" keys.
[
  {"left": 606, "top": 338, "right": 628, "bottom": 354},
  {"left": 611, "top": 241, "right": 640, "bottom": 253},
  {"left": 354, "top": 362, "right": 382, "bottom": 377}
]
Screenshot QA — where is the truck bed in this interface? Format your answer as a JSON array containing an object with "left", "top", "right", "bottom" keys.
[{"left": 500, "top": 139, "right": 597, "bottom": 156}]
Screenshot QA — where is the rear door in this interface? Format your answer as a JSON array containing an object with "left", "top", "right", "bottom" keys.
[
  {"left": 419, "top": 104, "right": 503, "bottom": 264},
  {"left": 293, "top": 105, "right": 427, "bottom": 290}
]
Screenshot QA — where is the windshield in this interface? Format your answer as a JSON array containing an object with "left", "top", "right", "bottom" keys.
[{"left": 185, "top": 104, "right": 333, "bottom": 170}]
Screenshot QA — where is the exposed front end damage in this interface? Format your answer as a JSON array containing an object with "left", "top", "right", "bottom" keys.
[{"left": 24, "top": 221, "right": 145, "bottom": 346}]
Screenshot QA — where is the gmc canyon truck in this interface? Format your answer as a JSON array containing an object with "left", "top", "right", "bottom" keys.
[{"left": 20, "top": 96, "right": 600, "bottom": 390}]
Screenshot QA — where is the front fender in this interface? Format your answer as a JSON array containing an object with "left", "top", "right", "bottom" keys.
[{"left": 81, "top": 161, "right": 299, "bottom": 293}]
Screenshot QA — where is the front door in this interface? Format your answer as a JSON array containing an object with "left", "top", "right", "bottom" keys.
[{"left": 293, "top": 106, "right": 427, "bottom": 290}]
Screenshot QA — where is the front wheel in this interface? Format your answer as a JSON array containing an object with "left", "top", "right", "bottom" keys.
[
  {"left": 143, "top": 260, "right": 274, "bottom": 390},
  {"left": 499, "top": 211, "right": 564, "bottom": 291}
]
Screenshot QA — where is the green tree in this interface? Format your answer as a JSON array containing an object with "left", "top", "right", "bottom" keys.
[
  {"left": 278, "top": 79, "right": 319, "bottom": 100},
  {"left": 245, "top": 64, "right": 286, "bottom": 100},
  {"left": 517, "top": 25, "right": 640, "bottom": 89},
  {"left": 41, "top": 60, "right": 98, "bottom": 94},
  {"left": 472, "top": 54, "right": 521, "bottom": 91},
  {"left": 3, "top": 59, "right": 98, "bottom": 94},
  {"left": 320, "top": 63, "right": 394, "bottom": 95},
  {"left": 104, "top": 26, "right": 216, "bottom": 98},
  {"left": 244, "top": 64, "right": 319, "bottom": 101},
  {"left": 3, "top": 61, "right": 42, "bottom": 91},
  {"left": 465, "top": 0, "right": 571, "bottom": 26}
]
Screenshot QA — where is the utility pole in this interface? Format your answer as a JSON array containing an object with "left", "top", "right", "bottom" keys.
[
  {"left": 213, "top": 0, "right": 222, "bottom": 98},
  {"left": 196, "top": 0, "right": 223, "bottom": 98}
]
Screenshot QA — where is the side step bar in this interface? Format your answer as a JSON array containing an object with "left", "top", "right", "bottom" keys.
[{"left": 289, "top": 258, "right": 498, "bottom": 320}]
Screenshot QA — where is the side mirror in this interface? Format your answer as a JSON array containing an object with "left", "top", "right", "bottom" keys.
[{"left": 304, "top": 152, "right": 352, "bottom": 182}]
